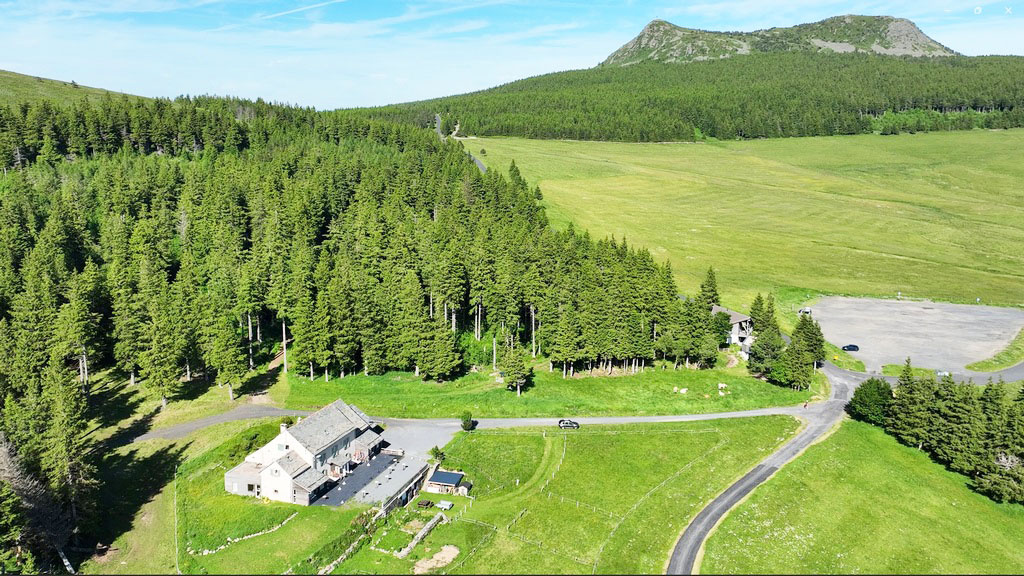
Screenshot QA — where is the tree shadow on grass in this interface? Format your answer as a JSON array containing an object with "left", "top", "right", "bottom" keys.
[
  {"left": 100, "top": 407, "right": 160, "bottom": 450},
  {"left": 75, "top": 441, "right": 189, "bottom": 567},
  {"left": 85, "top": 374, "right": 145, "bottom": 432},
  {"left": 237, "top": 365, "right": 282, "bottom": 399},
  {"left": 172, "top": 371, "right": 215, "bottom": 402}
]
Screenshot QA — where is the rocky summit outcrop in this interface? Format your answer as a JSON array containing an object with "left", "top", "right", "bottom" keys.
[{"left": 601, "top": 15, "right": 955, "bottom": 66}]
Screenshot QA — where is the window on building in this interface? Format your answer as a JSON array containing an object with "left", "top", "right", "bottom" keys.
[
  {"left": 247, "top": 484, "right": 255, "bottom": 492},
  {"left": 277, "top": 443, "right": 283, "bottom": 451}
]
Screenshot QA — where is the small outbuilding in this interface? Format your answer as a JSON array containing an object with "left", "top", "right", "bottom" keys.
[{"left": 423, "top": 470, "right": 471, "bottom": 496}]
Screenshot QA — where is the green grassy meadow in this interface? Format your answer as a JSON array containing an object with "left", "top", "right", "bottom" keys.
[
  {"left": 0, "top": 68, "right": 139, "bottom": 106},
  {"left": 471, "top": 130, "right": 1024, "bottom": 311},
  {"left": 275, "top": 358, "right": 826, "bottom": 418},
  {"left": 701, "top": 420, "right": 1024, "bottom": 574},
  {"left": 337, "top": 417, "right": 800, "bottom": 574}
]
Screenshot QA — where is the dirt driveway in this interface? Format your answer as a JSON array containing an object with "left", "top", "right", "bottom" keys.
[{"left": 811, "top": 297, "right": 1024, "bottom": 374}]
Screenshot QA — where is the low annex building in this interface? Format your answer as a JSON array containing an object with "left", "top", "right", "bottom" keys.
[
  {"left": 423, "top": 470, "right": 471, "bottom": 496},
  {"left": 224, "top": 400, "right": 383, "bottom": 505}
]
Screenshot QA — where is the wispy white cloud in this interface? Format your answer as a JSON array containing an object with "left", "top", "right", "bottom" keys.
[{"left": 256, "top": 0, "right": 347, "bottom": 20}]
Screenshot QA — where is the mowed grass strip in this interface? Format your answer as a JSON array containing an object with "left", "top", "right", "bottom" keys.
[
  {"left": 967, "top": 327, "right": 1024, "bottom": 371},
  {"left": 701, "top": 420, "right": 1024, "bottom": 574},
  {"left": 471, "top": 131, "right": 1024, "bottom": 309},
  {"left": 338, "top": 417, "right": 800, "bottom": 574},
  {"left": 281, "top": 364, "right": 814, "bottom": 418}
]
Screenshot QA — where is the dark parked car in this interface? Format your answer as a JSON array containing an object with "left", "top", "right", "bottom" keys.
[
  {"left": 558, "top": 419, "right": 580, "bottom": 429},
  {"left": 841, "top": 344, "right": 859, "bottom": 352}
]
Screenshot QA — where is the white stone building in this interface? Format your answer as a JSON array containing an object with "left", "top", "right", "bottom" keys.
[{"left": 224, "top": 400, "right": 383, "bottom": 505}]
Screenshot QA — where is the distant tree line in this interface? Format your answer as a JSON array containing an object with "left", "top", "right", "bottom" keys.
[
  {"left": 0, "top": 94, "right": 735, "bottom": 569},
  {"left": 847, "top": 362, "right": 1024, "bottom": 504},
  {"left": 362, "top": 53, "right": 1024, "bottom": 141}
]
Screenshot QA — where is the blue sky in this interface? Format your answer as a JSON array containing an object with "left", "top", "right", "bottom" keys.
[{"left": 0, "top": 1, "right": 1020, "bottom": 108}]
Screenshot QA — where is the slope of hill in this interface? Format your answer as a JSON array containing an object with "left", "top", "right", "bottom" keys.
[
  {"left": 364, "top": 52, "right": 1024, "bottom": 141},
  {"left": 0, "top": 69, "right": 138, "bottom": 106},
  {"left": 602, "top": 15, "right": 953, "bottom": 66}
]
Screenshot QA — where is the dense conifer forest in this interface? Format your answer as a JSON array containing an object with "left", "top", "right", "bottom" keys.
[
  {"left": 0, "top": 95, "right": 752, "bottom": 569},
  {"left": 364, "top": 53, "right": 1024, "bottom": 141}
]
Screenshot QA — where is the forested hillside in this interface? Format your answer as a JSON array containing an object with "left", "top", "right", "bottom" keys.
[
  {"left": 364, "top": 53, "right": 1024, "bottom": 141},
  {"left": 0, "top": 93, "right": 743, "bottom": 570}
]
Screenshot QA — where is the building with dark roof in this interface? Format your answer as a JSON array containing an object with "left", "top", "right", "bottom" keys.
[
  {"left": 424, "top": 469, "right": 471, "bottom": 496},
  {"left": 224, "top": 400, "right": 385, "bottom": 505}
]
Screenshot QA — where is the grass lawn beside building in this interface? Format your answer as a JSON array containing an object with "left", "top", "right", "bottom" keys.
[
  {"left": 278, "top": 361, "right": 825, "bottom": 418},
  {"left": 336, "top": 417, "right": 800, "bottom": 574},
  {"left": 701, "top": 420, "right": 1024, "bottom": 574}
]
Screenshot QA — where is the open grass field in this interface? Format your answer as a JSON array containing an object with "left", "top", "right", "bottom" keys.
[
  {"left": 275, "top": 357, "right": 826, "bottom": 418},
  {"left": 0, "top": 68, "right": 139, "bottom": 106},
  {"left": 881, "top": 363, "right": 938, "bottom": 378},
  {"left": 700, "top": 419, "right": 1024, "bottom": 574},
  {"left": 337, "top": 417, "right": 800, "bottom": 574},
  {"left": 967, "top": 327, "right": 1024, "bottom": 371},
  {"left": 471, "top": 130, "right": 1024, "bottom": 311}
]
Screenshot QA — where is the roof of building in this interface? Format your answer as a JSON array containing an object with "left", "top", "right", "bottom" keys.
[
  {"left": 225, "top": 461, "right": 263, "bottom": 482},
  {"left": 293, "top": 467, "right": 330, "bottom": 492},
  {"left": 286, "top": 400, "right": 373, "bottom": 454},
  {"left": 354, "top": 430, "right": 382, "bottom": 448},
  {"left": 428, "top": 470, "right": 464, "bottom": 486},
  {"left": 711, "top": 305, "right": 751, "bottom": 325},
  {"left": 273, "top": 451, "right": 310, "bottom": 477}
]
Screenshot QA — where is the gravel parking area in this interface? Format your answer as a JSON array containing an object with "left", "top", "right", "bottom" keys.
[{"left": 812, "top": 297, "right": 1024, "bottom": 374}]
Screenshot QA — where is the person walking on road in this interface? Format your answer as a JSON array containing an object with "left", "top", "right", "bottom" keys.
[{"left": 803, "top": 400, "right": 808, "bottom": 409}]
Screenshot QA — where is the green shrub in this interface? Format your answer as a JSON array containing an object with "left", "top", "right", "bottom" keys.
[{"left": 845, "top": 377, "right": 893, "bottom": 426}]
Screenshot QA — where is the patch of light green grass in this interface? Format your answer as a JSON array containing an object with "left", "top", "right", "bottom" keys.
[
  {"left": 472, "top": 131, "right": 1024, "bottom": 309},
  {"left": 701, "top": 419, "right": 1024, "bottom": 574},
  {"left": 280, "top": 364, "right": 816, "bottom": 418},
  {"left": 0, "top": 69, "right": 142, "bottom": 106},
  {"left": 967, "top": 328, "right": 1024, "bottom": 372},
  {"left": 881, "top": 363, "right": 938, "bottom": 378}
]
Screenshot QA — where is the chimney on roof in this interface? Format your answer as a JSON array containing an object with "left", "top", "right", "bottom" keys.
[{"left": 280, "top": 422, "right": 287, "bottom": 433}]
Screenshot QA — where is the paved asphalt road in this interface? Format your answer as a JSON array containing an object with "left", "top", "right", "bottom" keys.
[
  {"left": 132, "top": 404, "right": 310, "bottom": 442},
  {"left": 666, "top": 363, "right": 860, "bottom": 574}
]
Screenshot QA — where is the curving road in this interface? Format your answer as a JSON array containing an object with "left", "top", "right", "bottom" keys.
[
  {"left": 435, "top": 113, "right": 487, "bottom": 173},
  {"left": 666, "top": 364, "right": 862, "bottom": 574}
]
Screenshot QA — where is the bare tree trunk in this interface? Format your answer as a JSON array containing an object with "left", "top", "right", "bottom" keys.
[
  {"left": 451, "top": 308, "right": 456, "bottom": 332},
  {"left": 257, "top": 313, "right": 262, "bottom": 343},
  {"left": 562, "top": 362, "right": 566, "bottom": 379},
  {"left": 161, "top": 395, "right": 167, "bottom": 409},
  {"left": 531, "top": 305, "right": 536, "bottom": 358},
  {"left": 282, "top": 321, "right": 288, "bottom": 374},
  {"left": 130, "top": 369, "right": 135, "bottom": 387},
  {"left": 56, "top": 548, "right": 75, "bottom": 574},
  {"left": 492, "top": 336, "right": 497, "bottom": 370},
  {"left": 186, "top": 361, "right": 191, "bottom": 381},
  {"left": 430, "top": 293, "right": 434, "bottom": 319},
  {"left": 247, "top": 312, "right": 254, "bottom": 370},
  {"left": 325, "top": 368, "right": 329, "bottom": 382},
  {"left": 414, "top": 365, "right": 419, "bottom": 377},
  {"left": 228, "top": 384, "right": 234, "bottom": 401},
  {"left": 517, "top": 383, "right": 521, "bottom": 397},
  {"left": 309, "top": 362, "right": 314, "bottom": 381}
]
